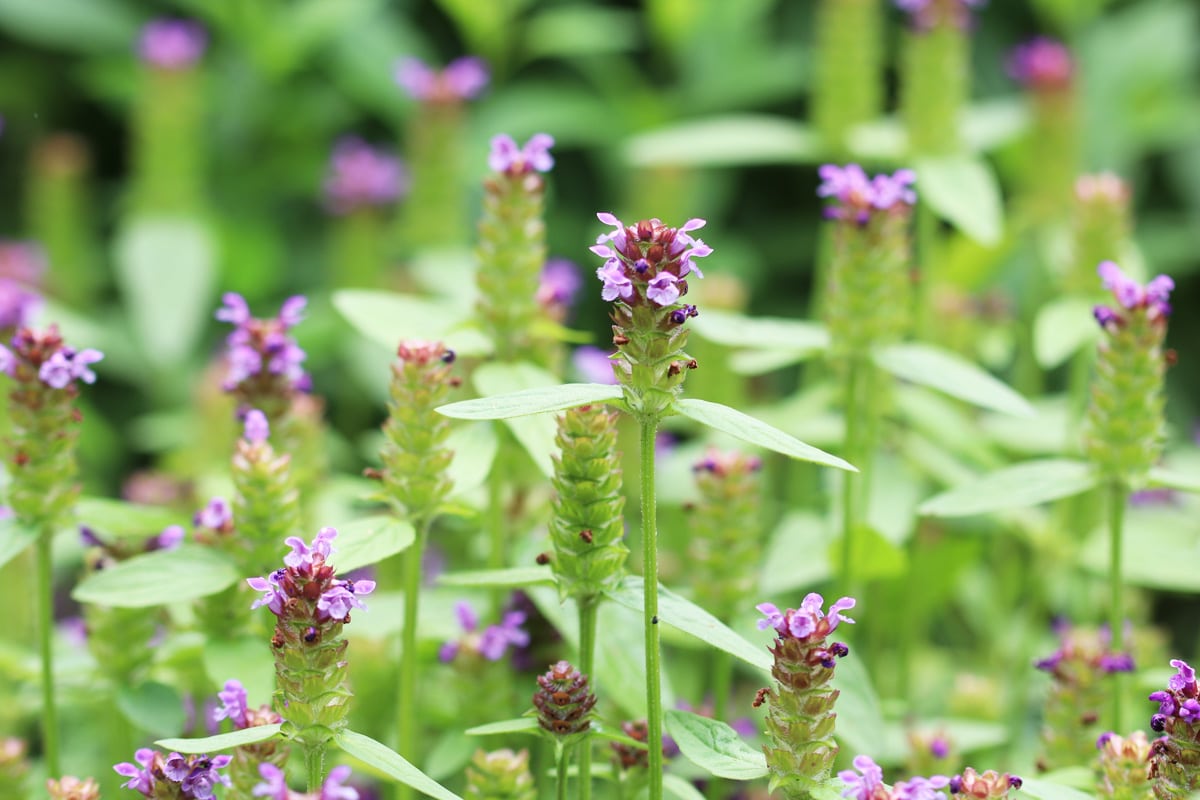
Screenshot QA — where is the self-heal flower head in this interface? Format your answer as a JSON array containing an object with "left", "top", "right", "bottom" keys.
[
  {"left": 46, "top": 776, "right": 101, "bottom": 800},
  {"left": 213, "top": 679, "right": 248, "bottom": 728},
  {"left": 819, "top": 164, "right": 917, "bottom": 224},
  {"left": 243, "top": 408, "right": 270, "bottom": 444},
  {"left": 138, "top": 19, "right": 207, "bottom": 70},
  {"left": 324, "top": 137, "right": 407, "bottom": 215},
  {"left": 1093, "top": 261, "right": 1174, "bottom": 329},
  {"left": 35, "top": 347, "right": 103, "bottom": 389},
  {"left": 894, "top": 0, "right": 987, "bottom": 31},
  {"left": 489, "top": 133, "right": 555, "bottom": 175},
  {"left": 247, "top": 527, "right": 376, "bottom": 623},
  {"left": 894, "top": 775, "right": 952, "bottom": 800},
  {"left": 537, "top": 258, "right": 583, "bottom": 320},
  {"left": 840, "top": 755, "right": 888, "bottom": 800},
  {"left": 114, "top": 748, "right": 156, "bottom": 795},
  {"left": 115, "top": 750, "right": 231, "bottom": 799},
  {"left": 590, "top": 213, "right": 711, "bottom": 310},
  {"left": 1008, "top": 37, "right": 1073, "bottom": 91},
  {"left": 757, "top": 593, "right": 857, "bottom": 641},
  {"left": 0, "top": 326, "right": 103, "bottom": 390},
  {"left": 216, "top": 292, "right": 310, "bottom": 401},
  {"left": 395, "top": 56, "right": 489, "bottom": 103},
  {"left": 947, "top": 768, "right": 1022, "bottom": 799},
  {"left": 194, "top": 496, "right": 233, "bottom": 532}
]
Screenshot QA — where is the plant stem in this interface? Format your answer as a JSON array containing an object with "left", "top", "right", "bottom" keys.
[
  {"left": 706, "top": 649, "right": 734, "bottom": 800},
  {"left": 37, "top": 527, "right": 59, "bottom": 778},
  {"left": 1108, "top": 481, "right": 1127, "bottom": 732},
  {"left": 488, "top": 440, "right": 507, "bottom": 613},
  {"left": 578, "top": 597, "right": 599, "bottom": 800},
  {"left": 639, "top": 418, "right": 664, "bottom": 800},
  {"left": 556, "top": 744, "right": 570, "bottom": 800},
  {"left": 306, "top": 745, "right": 325, "bottom": 792},
  {"left": 396, "top": 522, "right": 429, "bottom": 800},
  {"left": 839, "top": 358, "right": 862, "bottom": 599}
]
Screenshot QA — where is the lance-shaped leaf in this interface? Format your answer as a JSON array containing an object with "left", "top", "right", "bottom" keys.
[
  {"left": 1034, "top": 297, "right": 1099, "bottom": 369},
  {"left": 438, "top": 566, "right": 555, "bottom": 589},
  {"left": 337, "top": 730, "right": 464, "bottom": 800},
  {"left": 437, "top": 383, "right": 624, "bottom": 420},
  {"left": 465, "top": 717, "right": 538, "bottom": 736},
  {"left": 77, "top": 497, "right": 184, "bottom": 539},
  {"left": 331, "top": 516, "right": 415, "bottom": 574},
  {"left": 674, "top": 398, "right": 855, "bottom": 472},
  {"left": 874, "top": 343, "right": 1034, "bottom": 418},
  {"left": 0, "top": 518, "right": 37, "bottom": 570},
  {"left": 156, "top": 724, "right": 282, "bottom": 754},
  {"left": 117, "top": 681, "right": 185, "bottom": 737},
  {"left": 72, "top": 545, "right": 240, "bottom": 607},
  {"left": 919, "top": 459, "right": 1098, "bottom": 517},
  {"left": 692, "top": 310, "right": 830, "bottom": 354},
  {"left": 915, "top": 155, "right": 1003, "bottom": 246},
  {"left": 665, "top": 710, "right": 768, "bottom": 780},
  {"left": 1149, "top": 466, "right": 1200, "bottom": 494},
  {"left": 472, "top": 362, "right": 563, "bottom": 478},
  {"left": 333, "top": 289, "right": 491, "bottom": 357}
]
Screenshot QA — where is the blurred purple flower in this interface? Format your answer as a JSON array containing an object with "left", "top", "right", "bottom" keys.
[
  {"left": 138, "top": 19, "right": 207, "bottom": 70},
  {"left": 818, "top": 164, "right": 916, "bottom": 223},
  {"left": 243, "top": 408, "right": 270, "bottom": 444},
  {"left": 894, "top": 0, "right": 986, "bottom": 30},
  {"left": 1093, "top": 261, "right": 1173, "bottom": 328},
  {"left": 488, "top": 133, "right": 555, "bottom": 175},
  {"left": 537, "top": 259, "right": 583, "bottom": 317},
  {"left": 571, "top": 346, "right": 617, "bottom": 384},
  {"left": 216, "top": 292, "right": 309, "bottom": 395},
  {"left": 839, "top": 755, "right": 886, "bottom": 800},
  {"left": 439, "top": 600, "right": 529, "bottom": 664},
  {"left": 1008, "top": 37, "right": 1073, "bottom": 91},
  {"left": 324, "top": 137, "right": 407, "bottom": 215},
  {"left": 395, "top": 56, "right": 489, "bottom": 103}
]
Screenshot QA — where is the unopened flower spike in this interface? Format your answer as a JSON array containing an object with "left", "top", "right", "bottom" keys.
[
  {"left": 813, "top": 0, "right": 884, "bottom": 155},
  {"left": 1072, "top": 175, "right": 1133, "bottom": 294},
  {"left": 476, "top": 133, "right": 559, "bottom": 366},
  {"left": 948, "top": 767, "right": 1023, "bottom": 799},
  {"left": 688, "top": 449, "right": 763, "bottom": 622},
  {"left": 211, "top": 678, "right": 286, "bottom": 795},
  {"left": 216, "top": 293, "right": 309, "bottom": 423},
  {"left": 533, "top": 660, "right": 597, "bottom": 745},
  {"left": 247, "top": 528, "right": 375, "bottom": 780},
  {"left": 47, "top": 775, "right": 101, "bottom": 800},
  {"left": 756, "top": 594, "right": 856, "bottom": 798},
  {"left": 465, "top": 749, "right": 537, "bottom": 800},
  {"left": 232, "top": 406, "right": 303, "bottom": 576},
  {"left": 114, "top": 748, "right": 232, "bottom": 799},
  {"left": 1096, "top": 731, "right": 1153, "bottom": 800},
  {"left": 0, "top": 241, "right": 44, "bottom": 333},
  {"left": 323, "top": 137, "right": 408, "bottom": 288}
]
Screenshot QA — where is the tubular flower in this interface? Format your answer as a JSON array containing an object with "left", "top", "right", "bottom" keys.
[
  {"left": 395, "top": 56, "right": 489, "bottom": 104},
  {"left": 113, "top": 749, "right": 232, "bottom": 799}
]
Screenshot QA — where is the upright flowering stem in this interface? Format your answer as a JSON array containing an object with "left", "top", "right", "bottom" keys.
[
  {"left": 814, "top": 0, "right": 883, "bottom": 155},
  {"left": 1008, "top": 38, "right": 1077, "bottom": 220},
  {"left": 27, "top": 134, "right": 100, "bottom": 306},
  {"left": 591, "top": 212, "right": 711, "bottom": 800},
  {"left": 323, "top": 137, "right": 408, "bottom": 288},
  {"left": 1, "top": 326, "right": 102, "bottom": 778}
]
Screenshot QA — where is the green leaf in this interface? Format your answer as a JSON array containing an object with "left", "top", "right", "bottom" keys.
[
  {"left": 445, "top": 422, "right": 499, "bottom": 497},
  {"left": 728, "top": 349, "right": 810, "bottom": 376},
  {"left": 71, "top": 545, "right": 240, "bottom": 607},
  {"left": 873, "top": 343, "right": 1034, "bottom": 418},
  {"left": 664, "top": 773, "right": 708, "bottom": 800},
  {"left": 831, "top": 654, "right": 886, "bottom": 757},
  {"left": 623, "top": 115, "right": 822, "bottom": 168},
  {"left": 331, "top": 516, "right": 415, "bottom": 574},
  {"left": 76, "top": 497, "right": 183, "bottom": 539},
  {"left": 0, "top": 518, "right": 37, "bottom": 571},
  {"left": 116, "top": 681, "right": 185, "bottom": 737},
  {"left": 156, "top": 724, "right": 282, "bottom": 754},
  {"left": 664, "top": 710, "right": 768, "bottom": 780},
  {"left": 691, "top": 310, "right": 830, "bottom": 354},
  {"left": 915, "top": 155, "right": 1004, "bottom": 246},
  {"left": 114, "top": 217, "right": 217, "bottom": 367},
  {"left": 1020, "top": 777, "right": 1097, "bottom": 800},
  {"left": 438, "top": 567, "right": 555, "bottom": 589},
  {"left": 674, "top": 398, "right": 855, "bottom": 472},
  {"left": 204, "top": 637, "right": 275, "bottom": 708},
  {"left": 464, "top": 717, "right": 539, "bottom": 736},
  {"left": 1082, "top": 507, "right": 1200, "bottom": 592},
  {"left": 0, "top": 0, "right": 137, "bottom": 52},
  {"left": 1034, "top": 297, "right": 1100, "bottom": 369},
  {"left": 338, "top": 730, "right": 465, "bottom": 800},
  {"left": 332, "top": 289, "right": 491, "bottom": 357},
  {"left": 607, "top": 577, "right": 771, "bottom": 673},
  {"left": 1149, "top": 466, "right": 1200, "bottom": 494},
  {"left": 919, "top": 459, "right": 1098, "bottom": 517},
  {"left": 438, "top": 383, "right": 624, "bottom": 420},
  {"left": 760, "top": 512, "right": 833, "bottom": 594},
  {"left": 472, "top": 362, "right": 568, "bottom": 478}
]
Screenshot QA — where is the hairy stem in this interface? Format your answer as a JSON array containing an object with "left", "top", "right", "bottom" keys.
[
  {"left": 396, "top": 523, "right": 428, "bottom": 800},
  {"left": 640, "top": 418, "right": 663, "bottom": 800},
  {"left": 38, "top": 528, "right": 59, "bottom": 778},
  {"left": 1108, "top": 481, "right": 1127, "bottom": 733},
  {"left": 578, "top": 597, "right": 599, "bottom": 800}
]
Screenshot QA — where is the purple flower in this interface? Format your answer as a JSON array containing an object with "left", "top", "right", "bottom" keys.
[
  {"left": 894, "top": 776, "right": 951, "bottom": 800},
  {"left": 213, "top": 679, "right": 248, "bottom": 728},
  {"left": 153, "top": 525, "right": 186, "bottom": 550},
  {"left": 538, "top": 258, "right": 583, "bottom": 317},
  {"left": 597, "top": 261, "right": 633, "bottom": 302},
  {"left": 1093, "top": 305, "right": 1119, "bottom": 329},
  {"left": 284, "top": 526, "right": 337, "bottom": 569},
  {"left": 324, "top": 137, "right": 407, "bottom": 215},
  {"left": 243, "top": 408, "right": 270, "bottom": 444},
  {"left": 819, "top": 164, "right": 916, "bottom": 222},
  {"left": 395, "top": 56, "right": 489, "bottom": 103},
  {"left": 756, "top": 594, "right": 856, "bottom": 641},
  {"left": 252, "top": 763, "right": 289, "bottom": 800},
  {"left": 114, "top": 748, "right": 156, "bottom": 795},
  {"left": 322, "top": 765, "right": 360, "bottom": 800},
  {"left": 1169, "top": 659, "right": 1196, "bottom": 693},
  {"left": 646, "top": 273, "right": 681, "bottom": 306},
  {"left": 894, "top": 0, "right": 986, "bottom": 30},
  {"left": 930, "top": 737, "right": 951, "bottom": 759},
  {"left": 1150, "top": 690, "right": 1177, "bottom": 716},
  {"left": 0, "top": 242, "right": 45, "bottom": 330},
  {"left": 1008, "top": 37, "right": 1073, "bottom": 91},
  {"left": 839, "top": 755, "right": 886, "bottom": 800},
  {"left": 248, "top": 528, "right": 374, "bottom": 622},
  {"left": 247, "top": 573, "right": 286, "bottom": 616},
  {"left": 195, "top": 497, "right": 233, "bottom": 531},
  {"left": 138, "top": 19, "right": 207, "bottom": 70},
  {"left": 572, "top": 346, "right": 618, "bottom": 384},
  {"left": 1097, "top": 261, "right": 1173, "bottom": 320},
  {"left": 440, "top": 601, "right": 529, "bottom": 663},
  {"left": 1098, "top": 652, "right": 1136, "bottom": 674},
  {"left": 37, "top": 347, "right": 103, "bottom": 389},
  {"left": 589, "top": 212, "right": 711, "bottom": 310},
  {"left": 488, "top": 133, "right": 555, "bottom": 175},
  {"left": 318, "top": 580, "right": 376, "bottom": 620},
  {"left": 181, "top": 755, "right": 232, "bottom": 799},
  {"left": 217, "top": 293, "right": 309, "bottom": 395},
  {"left": 1180, "top": 699, "right": 1200, "bottom": 724}
]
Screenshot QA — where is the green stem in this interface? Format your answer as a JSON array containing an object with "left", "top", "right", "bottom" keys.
[
  {"left": 639, "top": 418, "right": 664, "bottom": 800},
  {"left": 488, "top": 441, "right": 507, "bottom": 613},
  {"left": 839, "top": 358, "right": 862, "bottom": 599},
  {"left": 396, "top": 523, "right": 429, "bottom": 800},
  {"left": 37, "top": 527, "right": 59, "bottom": 778},
  {"left": 578, "top": 597, "right": 599, "bottom": 800},
  {"left": 706, "top": 649, "right": 734, "bottom": 800},
  {"left": 1108, "top": 481, "right": 1127, "bottom": 733},
  {"left": 306, "top": 745, "right": 325, "bottom": 792},
  {"left": 556, "top": 744, "right": 570, "bottom": 800}
]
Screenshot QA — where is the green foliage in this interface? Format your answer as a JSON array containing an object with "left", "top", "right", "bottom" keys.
[
  {"left": 338, "top": 729, "right": 466, "bottom": 800},
  {"left": 71, "top": 545, "right": 240, "bottom": 607},
  {"left": 664, "top": 710, "right": 768, "bottom": 780}
]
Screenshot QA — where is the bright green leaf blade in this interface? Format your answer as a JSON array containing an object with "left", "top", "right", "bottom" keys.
[
  {"left": 874, "top": 343, "right": 1034, "bottom": 418},
  {"left": 72, "top": 545, "right": 240, "bottom": 607},
  {"left": 473, "top": 362, "right": 564, "bottom": 478},
  {"left": 338, "top": 730, "right": 465, "bottom": 800},
  {"left": 464, "top": 717, "right": 539, "bottom": 736},
  {"left": 0, "top": 0, "right": 137, "bottom": 52},
  {"left": 674, "top": 398, "right": 855, "bottom": 472},
  {"left": 918, "top": 459, "right": 1098, "bottom": 517},
  {"left": 115, "top": 217, "right": 216, "bottom": 367},
  {"left": 664, "top": 710, "right": 768, "bottom": 781},
  {"left": 333, "top": 289, "right": 491, "bottom": 357},
  {"left": 832, "top": 654, "right": 886, "bottom": 757},
  {"left": 156, "top": 724, "right": 282, "bottom": 754},
  {"left": 1149, "top": 466, "right": 1200, "bottom": 493},
  {"left": 760, "top": 512, "right": 832, "bottom": 594},
  {"left": 0, "top": 518, "right": 37, "bottom": 570},
  {"left": 1034, "top": 297, "right": 1100, "bottom": 369},
  {"left": 915, "top": 155, "right": 1004, "bottom": 246},
  {"left": 728, "top": 349, "right": 810, "bottom": 376},
  {"left": 691, "top": 310, "right": 830, "bottom": 353},
  {"left": 1082, "top": 507, "right": 1200, "bottom": 592},
  {"left": 438, "top": 383, "right": 624, "bottom": 420},
  {"left": 608, "top": 577, "right": 770, "bottom": 672},
  {"left": 623, "top": 115, "right": 822, "bottom": 168},
  {"left": 331, "top": 516, "right": 415, "bottom": 574},
  {"left": 204, "top": 637, "right": 275, "bottom": 708},
  {"left": 117, "top": 682, "right": 186, "bottom": 737},
  {"left": 664, "top": 773, "right": 707, "bottom": 800},
  {"left": 445, "top": 422, "right": 499, "bottom": 497},
  {"left": 1020, "top": 777, "right": 1097, "bottom": 800},
  {"left": 438, "top": 567, "right": 555, "bottom": 589},
  {"left": 77, "top": 497, "right": 183, "bottom": 539}
]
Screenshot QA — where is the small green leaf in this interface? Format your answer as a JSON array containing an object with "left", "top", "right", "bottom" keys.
[
  {"left": 623, "top": 115, "right": 822, "bottom": 168},
  {"left": 674, "top": 398, "right": 855, "bottom": 472},
  {"left": 203, "top": 637, "right": 274, "bottom": 708},
  {"left": 0, "top": 518, "right": 37, "bottom": 570},
  {"left": 607, "top": 577, "right": 771, "bottom": 673},
  {"left": 832, "top": 655, "right": 886, "bottom": 757},
  {"left": 915, "top": 155, "right": 1004, "bottom": 246},
  {"left": 692, "top": 310, "right": 830, "bottom": 354},
  {"left": 438, "top": 567, "right": 555, "bottom": 589},
  {"left": 115, "top": 217, "right": 216, "bottom": 367},
  {"left": 873, "top": 343, "right": 1034, "bottom": 418},
  {"left": 77, "top": 497, "right": 183, "bottom": 539},
  {"left": 664, "top": 773, "right": 708, "bottom": 800},
  {"left": 729, "top": 349, "right": 810, "bottom": 376},
  {"left": 919, "top": 459, "right": 1098, "bottom": 517},
  {"left": 760, "top": 512, "right": 832, "bottom": 594},
  {"left": 72, "top": 545, "right": 240, "bottom": 607},
  {"left": 446, "top": 422, "right": 499, "bottom": 498},
  {"left": 1149, "top": 466, "right": 1200, "bottom": 494},
  {"left": 464, "top": 717, "right": 539, "bottom": 736},
  {"left": 156, "top": 724, "right": 282, "bottom": 754},
  {"left": 333, "top": 289, "right": 491, "bottom": 357},
  {"left": 438, "top": 383, "right": 624, "bottom": 420},
  {"left": 1034, "top": 297, "right": 1100, "bottom": 369},
  {"left": 473, "top": 362, "right": 564, "bottom": 478},
  {"left": 1020, "top": 777, "right": 1097, "bottom": 800},
  {"left": 331, "top": 516, "right": 415, "bottom": 574},
  {"left": 664, "top": 710, "right": 768, "bottom": 780},
  {"left": 1082, "top": 507, "right": 1200, "bottom": 592},
  {"left": 116, "top": 681, "right": 185, "bottom": 737},
  {"left": 338, "top": 730, "right": 465, "bottom": 800}
]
